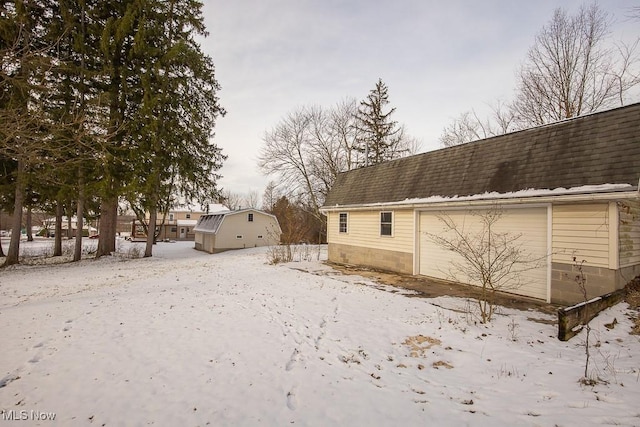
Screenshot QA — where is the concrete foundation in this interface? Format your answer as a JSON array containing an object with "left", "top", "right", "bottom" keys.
[
  {"left": 551, "top": 262, "right": 640, "bottom": 305},
  {"left": 328, "top": 243, "right": 413, "bottom": 275}
]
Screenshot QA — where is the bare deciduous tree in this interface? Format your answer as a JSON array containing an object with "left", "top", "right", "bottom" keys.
[
  {"left": 261, "top": 181, "right": 280, "bottom": 213},
  {"left": 512, "top": 3, "right": 640, "bottom": 127},
  {"left": 439, "top": 101, "right": 518, "bottom": 147},
  {"left": 329, "top": 98, "right": 361, "bottom": 172},
  {"left": 243, "top": 190, "right": 260, "bottom": 209},
  {"left": 259, "top": 99, "right": 419, "bottom": 223},
  {"left": 258, "top": 103, "right": 352, "bottom": 221},
  {"left": 425, "top": 206, "right": 545, "bottom": 323},
  {"left": 220, "top": 190, "right": 242, "bottom": 211},
  {"left": 440, "top": 4, "right": 640, "bottom": 147}
]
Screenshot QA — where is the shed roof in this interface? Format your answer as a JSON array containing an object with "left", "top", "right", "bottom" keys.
[
  {"left": 323, "top": 103, "right": 640, "bottom": 207},
  {"left": 193, "top": 213, "right": 226, "bottom": 234},
  {"left": 193, "top": 209, "right": 279, "bottom": 234}
]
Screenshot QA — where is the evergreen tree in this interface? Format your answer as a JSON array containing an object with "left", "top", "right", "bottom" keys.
[
  {"left": 45, "top": 0, "right": 103, "bottom": 261},
  {"left": 0, "top": 0, "right": 57, "bottom": 265},
  {"left": 93, "top": 0, "right": 139, "bottom": 257},
  {"left": 1, "top": 0, "right": 225, "bottom": 262},
  {"left": 354, "top": 78, "right": 404, "bottom": 167},
  {"left": 126, "top": 0, "right": 225, "bottom": 257}
]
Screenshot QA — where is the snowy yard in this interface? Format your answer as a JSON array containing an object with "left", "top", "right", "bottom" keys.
[{"left": 1, "top": 240, "right": 639, "bottom": 426}]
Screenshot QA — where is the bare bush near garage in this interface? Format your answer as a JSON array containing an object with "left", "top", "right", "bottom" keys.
[{"left": 425, "top": 206, "right": 545, "bottom": 323}]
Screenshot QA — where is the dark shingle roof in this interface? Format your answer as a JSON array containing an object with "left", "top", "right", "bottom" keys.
[{"left": 324, "top": 103, "right": 640, "bottom": 207}]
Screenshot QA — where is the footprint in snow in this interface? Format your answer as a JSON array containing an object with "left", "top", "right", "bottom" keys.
[
  {"left": 287, "top": 388, "right": 297, "bottom": 410},
  {"left": 286, "top": 349, "right": 300, "bottom": 371}
]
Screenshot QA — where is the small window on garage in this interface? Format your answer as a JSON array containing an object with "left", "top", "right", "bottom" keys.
[
  {"left": 170, "top": 227, "right": 177, "bottom": 232},
  {"left": 186, "top": 213, "right": 191, "bottom": 219},
  {"left": 339, "top": 212, "right": 348, "bottom": 233},
  {"left": 248, "top": 213, "right": 254, "bottom": 222},
  {"left": 380, "top": 211, "right": 393, "bottom": 236},
  {"left": 236, "top": 235, "right": 243, "bottom": 239},
  {"left": 257, "top": 235, "right": 263, "bottom": 239}
]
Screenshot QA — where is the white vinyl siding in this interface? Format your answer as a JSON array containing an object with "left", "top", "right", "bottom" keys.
[
  {"left": 552, "top": 204, "right": 610, "bottom": 268},
  {"left": 419, "top": 207, "right": 549, "bottom": 301},
  {"left": 328, "top": 210, "right": 413, "bottom": 253},
  {"left": 196, "top": 210, "right": 280, "bottom": 251},
  {"left": 619, "top": 200, "right": 640, "bottom": 267}
]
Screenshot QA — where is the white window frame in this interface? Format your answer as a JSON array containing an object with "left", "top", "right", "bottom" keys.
[
  {"left": 338, "top": 212, "right": 348, "bottom": 233},
  {"left": 380, "top": 211, "right": 393, "bottom": 237},
  {"left": 248, "top": 213, "right": 254, "bottom": 222}
]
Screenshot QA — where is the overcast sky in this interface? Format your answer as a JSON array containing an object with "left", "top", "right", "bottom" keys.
[{"left": 199, "top": 0, "right": 639, "bottom": 199}]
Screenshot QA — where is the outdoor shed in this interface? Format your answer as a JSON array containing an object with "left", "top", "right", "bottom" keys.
[
  {"left": 321, "top": 103, "right": 640, "bottom": 305},
  {"left": 194, "top": 209, "right": 281, "bottom": 253}
]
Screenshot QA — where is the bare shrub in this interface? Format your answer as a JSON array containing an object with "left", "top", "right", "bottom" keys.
[
  {"left": 267, "top": 244, "right": 292, "bottom": 265},
  {"left": 116, "top": 243, "right": 143, "bottom": 259},
  {"left": 425, "top": 205, "right": 546, "bottom": 323}
]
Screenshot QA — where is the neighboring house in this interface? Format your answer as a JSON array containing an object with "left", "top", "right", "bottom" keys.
[
  {"left": 41, "top": 216, "right": 97, "bottom": 237},
  {"left": 321, "top": 103, "right": 640, "bottom": 305},
  {"left": 131, "top": 205, "right": 229, "bottom": 241},
  {"left": 194, "top": 209, "right": 281, "bottom": 253}
]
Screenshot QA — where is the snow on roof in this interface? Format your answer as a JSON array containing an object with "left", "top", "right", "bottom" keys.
[
  {"left": 193, "top": 213, "right": 226, "bottom": 234},
  {"left": 193, "top": 209, "right": 278, "bottom": 234},
  {"left": 324, "top": 104, "right": 640, "bottom": 208},
  {"left": 176, "top": 219, "right": 198, "bottom": 226},
  {"left": 170, "top": 203, "right": 230, "bottom": 214},
  {"left": 326, "top": 183, "right": 635, "bottom": 209}
]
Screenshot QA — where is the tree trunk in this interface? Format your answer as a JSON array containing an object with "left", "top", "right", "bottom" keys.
[
  {"left": 26, "top": 206, "right": 33, "bottom": 241},
  {"left": 4, "top": 160, "right": 25, "bottom": 266},
  {"left": 96, "top": 196, "right": 117, "bottom": 257},
  {"left": 144, "top": 206, "right": 157, "bottom": 257},
  {"left": 54, "top": 201, "right": 63, "bottom": 256},
  {"left": 53, "top": 200, "right": 63, "bottom": 256},
  {"left": 0, "top": 211, "right": 5, "bottom": 258},
  {"left": 66, "top": 204, "right": 72, "bottom": 239},
  {"left": 73, "top": 173, "right": 85, "bottom": 262}
]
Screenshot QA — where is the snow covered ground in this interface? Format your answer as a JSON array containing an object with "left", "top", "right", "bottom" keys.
[{"left": 1, "top": 240, "right": 639, "bottom": 426}]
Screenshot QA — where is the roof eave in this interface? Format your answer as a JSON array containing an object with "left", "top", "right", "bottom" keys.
[{"left": 320, "top": 188, "right": 639, "bottom": 213}]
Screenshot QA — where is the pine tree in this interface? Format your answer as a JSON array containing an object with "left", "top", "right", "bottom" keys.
[
  {"left": 45, "top": 0, "right": 103, "bottom": 261},
  {"left": 126, "top": 0, "right": 225, "bottom": 257},
  {"left": 94, "top": 0, "right": 145, "bottom": 257},
  {"left": 0, "top": 0, "right": 58, "bottom": 265},
  {"left": 354, "top": 78, "right": 403, "bottom": 167}
]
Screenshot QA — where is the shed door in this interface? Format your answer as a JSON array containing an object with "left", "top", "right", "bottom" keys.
[{"left": 418, "top": 207, "right": 549, "bottom": 301}]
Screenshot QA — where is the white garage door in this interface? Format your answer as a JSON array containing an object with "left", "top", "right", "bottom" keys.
[{"left": 419, "top": 207, "right": 549, "bottom": 301}]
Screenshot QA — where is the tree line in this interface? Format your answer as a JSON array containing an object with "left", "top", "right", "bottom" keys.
[{"left": 0, "top": 0, "right": 225, "bottom": 265}]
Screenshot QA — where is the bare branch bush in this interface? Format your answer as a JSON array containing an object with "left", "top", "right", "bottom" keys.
[
  {"left": 425, "top": 206, "right": 545, "bottom": 323},
  {"left": 572, "top": 256, "right": 601, "bottom": 386}
]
